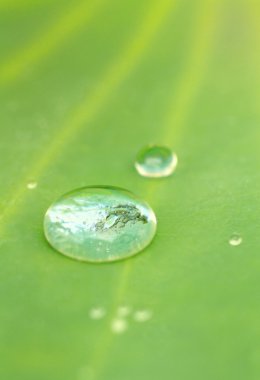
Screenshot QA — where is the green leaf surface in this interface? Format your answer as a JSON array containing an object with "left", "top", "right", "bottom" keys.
[{"left": 0, "top": 0, "right": 259, "bottom": 379}]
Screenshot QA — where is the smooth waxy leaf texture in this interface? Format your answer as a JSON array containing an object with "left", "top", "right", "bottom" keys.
[{"left": 0, "top": 1, "right": 259, "bottom": 379}]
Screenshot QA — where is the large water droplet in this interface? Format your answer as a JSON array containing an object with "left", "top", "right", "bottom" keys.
[
  {"left": 44, "top": 186, "right": 157, "bottom": 262},
  {"left": 135, "top": 145, "right": 177, "bottom": 178}
]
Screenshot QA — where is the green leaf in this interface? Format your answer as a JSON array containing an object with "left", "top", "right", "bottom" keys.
[{"left": 0, "top": 0, "right": 259, "bottom": 379}]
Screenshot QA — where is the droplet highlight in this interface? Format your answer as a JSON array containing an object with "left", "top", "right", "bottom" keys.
[
  {"left": 229, "top": 234, "right": 242, "bottom": 246},
  {"left": 44, "top": 186, "right": 157, "bottom": 262},
  {"left": 135, "top": 145, "right": 177, "bottom": 178}
]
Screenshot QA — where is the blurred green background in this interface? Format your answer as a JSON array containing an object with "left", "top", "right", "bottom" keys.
[{"left": 0, "top": 0, "right": 259, "bottom": 379}]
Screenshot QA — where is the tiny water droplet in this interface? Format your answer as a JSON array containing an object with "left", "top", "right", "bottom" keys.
[
  {"left": 89, "top": 307, "right": 106, "bottom": 320},
  {"left": 135, "top": 145, "right": 177, "bottom": 178},
  {"left": 44, "top": 186, "right": 157, "bottom": 262},
  {"left": 229, "top": 234, "right": 242, "bottom": 246},
  {"left": 133, "top": 309, "right": 153, "bottom": 322},
  {"left": 111, "top": 318, "right": 128, "bottom": 334},
  {"left": 117, "top": 306, "right": 131, "bottom": 317},
  {"left": 27, "top": 181, "right": 38, "bottom": 190}
]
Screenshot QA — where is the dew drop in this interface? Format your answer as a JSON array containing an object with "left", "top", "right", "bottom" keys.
[
  {"left": 111, "top": 318, "right": 128, "bottom": 334},
  {"left": 44, "top": 186, "right": 157, "bottom": 262},
  {"left": 135, "top": 145, "right": 177, "bottom": 178},
  {"left": 27, "top": 181, "right": 38, "bottom": 190},
  {"left": 89, "top": 307, "right": 106, "bottom": 320},
  {"left": 229, "top": 234, "right": 242, "bottom": 246},
  {"left": 133, "top": 309, "right": 153, "bottom": 322}
]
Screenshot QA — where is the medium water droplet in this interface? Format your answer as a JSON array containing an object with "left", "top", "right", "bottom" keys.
[
  {"left": 133, "top": 309, "right": 153, "bottom": 322},
  {"left": 135, "top": 145, "right": 177, "bottom": 178},
  {"left": 89, "top": 307, "right": 106, "bottom": 320},
  {"left": 44, "top": 186, "right": 157, "bottom": 262},
  {"left": 229, "top": 234, "right": 242, "bottom": 246},
  {"left": 27, "top": 181, "right": 38, "bottom": 189},
  {"left": 111, "top": 318, "right": 128, "bottom": 334}
]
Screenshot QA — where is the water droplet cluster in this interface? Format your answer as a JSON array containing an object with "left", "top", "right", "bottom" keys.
[{"left": 89, "top": 305, "right": 153, "bottom": 334}]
